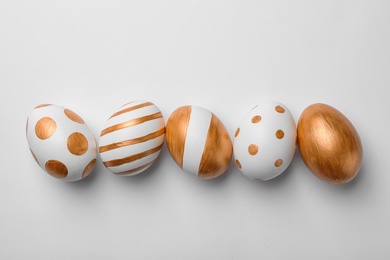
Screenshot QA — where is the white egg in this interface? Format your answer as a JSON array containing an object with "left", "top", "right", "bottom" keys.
[
  {"left": 233, "top": 101, "right": 296, "bottom": 181},
  {"left": 98, "top": 101, "right": 165, "bottom": 176},
  {"left": 26, "top": 104, "right": 97, "bottom": 181}
]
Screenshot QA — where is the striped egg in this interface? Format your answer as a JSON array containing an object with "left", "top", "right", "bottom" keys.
[
  {"left": 233, "top": 101, "right": 296, "bottom": 181},
  {"left": 166, "top": 105, "right": 232, "bottom": 179},
  {"left": 99, "top": 101, "right": 165, "bottom": 176},
  {"left": 26, "top": 104, "right": 97, "bottom": 181}
]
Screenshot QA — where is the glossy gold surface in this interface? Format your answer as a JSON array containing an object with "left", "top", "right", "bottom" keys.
[
  {"left": 198, "top": 114, "right": 232, "bottom": 179},
  {"left": 248, "top": 144, "right": 258, "bottom": 155},
  {"left": 297, "top": 103, "right": 363, "bottom": 184},
  {"left": 64, "top": 109, "right": 85, "bottom": 124},
  {"left": 165, "top": 106, "right": 191, "bottom": 168},
  {"left": 45, "top": 160, "right": 68, "bottom": 178},
  {"left": 275, "top": 105, "right": 285, "bottom": 113},
  {"left": 82, "top": 159, "right": 97, "bottom": 178},
  {"left": 67, "top": 132, "right": 88, "bottom": 155},
  {"left": 35, "top": 117, "right": 57, "bottom": 140}
]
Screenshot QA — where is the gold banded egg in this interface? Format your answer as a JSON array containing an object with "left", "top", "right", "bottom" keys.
[
  {"left": 99, "top": 101, "right": 165, "bottom": 176},
  {"left": 26, "top": 104, "right": 97, "bottom": 181},
  {"left": 297, "top": 103, "right": 363, "bottom": 184},
  {"left": 166, "top": 105, "right": 232, "bottom": 179},
  {"left": 233, "top": 101, "right": 297, "bottom": 181}
]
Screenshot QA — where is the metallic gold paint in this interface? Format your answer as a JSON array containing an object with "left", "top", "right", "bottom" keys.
[
  {"left": 165, "top": 106, "right": 192, "bottom": 168},
  {"left": 297, "top": 103, "right": 363, "bottom": 184},
  {"left": 67, "top": 132, "right": 88, "bottom": 156},
  {"left": 198, "top": 114, "right": 232, "bottom": 179},
  {"left": 64, "top": 109, "right": 85, "bottom": 124},
  {"left": 82, "top": 159, "right": 97, "bottom": 178},
  {"left": 45, "top": 160, "right": 68, "bottom": 178},
  {"left": 35, "top": 117, "right": 57, "bottom": 140}
]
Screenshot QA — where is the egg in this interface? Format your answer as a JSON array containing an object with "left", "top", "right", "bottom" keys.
[
  {"left": 297, "top": 103, "right": 363, "bottom": 184},
  {"left": 98, "top": 101, "right": 165, "bottom": 176},
  {"left": 26, "top": 104, "right": 97, "bottom": 181},
  {"left": 233, "top": 102, "right": 297, "bottom": 181},
  {"left": 166, "top": 105, "right": 232, "bottom": 179}
]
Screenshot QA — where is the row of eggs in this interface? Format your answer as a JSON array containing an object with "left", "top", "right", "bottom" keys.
[{"left": 26, "top": 101, "right": 363, "bottom": 184}]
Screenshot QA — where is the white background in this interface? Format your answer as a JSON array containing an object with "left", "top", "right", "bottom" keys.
[{"left": 1, "top": 0, "right": 389, "bottom": 259}]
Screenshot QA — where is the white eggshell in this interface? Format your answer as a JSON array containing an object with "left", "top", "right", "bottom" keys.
[
  {"left": 98, "top": 101, "right": 165, "bottom": 176},
  {"left": 26, "top": 104, "right": 97, "bottom": 181},
  {"left": 233, "top": 101, "right": 296, "bottom": 181}
]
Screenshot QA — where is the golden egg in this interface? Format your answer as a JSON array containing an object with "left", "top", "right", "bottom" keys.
[{"left": 297, "top": 103, "right": 363, "bottom": 184}]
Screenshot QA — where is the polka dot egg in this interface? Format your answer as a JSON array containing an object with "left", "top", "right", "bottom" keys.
[
  {"left": 233, "top": 101, "right": 296, "bottom": 181},
  {"left": 26, "top": 104, "right": 97, "bottom": 181}
]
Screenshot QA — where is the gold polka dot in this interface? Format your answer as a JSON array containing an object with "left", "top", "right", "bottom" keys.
[
  {"left": 30, "top": 149, "right": 38, "bottom": 164},
  {"left": 275, "top": 159, "right": 283, "bottom": 167},
  {"left": 35, "top": 117, "right": 57, "bottom": 140},
  {"left": 252, "top": 115, "right": 261, "bottom": 123},
  {"left": 45, "top": 160, "right": 68, "bottom": 178},
  {"left": 235, "top": 128, "right": 240, "bottom": 137},
  {"left": 64, "top": 109, "right": 85, "bottom": 124},
  {"left": 248, "top": 144, "right": 258, "bottom": 155},
  {"left": 82, "top": 159, "right": 96, "bottom": 178},
  {"left": 275, "top": 105, "right": 285, "bottom": 113},
  {"left": 67, "top": 132, "right": 88, "bottom": 155},
  {"left": 34, "top": 104, "right": 52, "bottom": 109},
  {"left": 235, "top": 159, "right": 242, "bottom": 169},
  {"left": 276, "top": 129, "right": 285, "bottom": 139}
]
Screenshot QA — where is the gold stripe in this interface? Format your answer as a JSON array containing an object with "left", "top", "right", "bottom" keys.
[
  {"left": 198, "top": 114, "right": 232, "bottom": 179},
  {"left": 166, "top": 106, "right": 191, "bottom": 168},
  {"left": 103, "top": 143, "right": 163, "bottom": 167},
  {"left": 99, "top": 127, "right": 165, "bottom": 153},
  {"left": 34, "top": 104, "right": 52, "bottom": 109},
  {"left": 109, "top": 102, "right": 153, "bottom": 119},
  {"left": 114, "top": 159, "right": 157, "bottom": 175},
  {"left": 100, "top": 112, "right": 162, "bottom": 137}
]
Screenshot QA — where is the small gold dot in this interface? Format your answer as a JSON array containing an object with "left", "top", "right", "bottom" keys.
[
  {"left": 235, "top": 159, "right": 242, "bottom": 169},
  {"left": 275, "top": 105, "right": 285, "bottom": 113},
  {"left": 276, "top": 129, "right": 285, "bottom": 139},
  {"left": 67, "top": 132, "right": 88, "bottom": 156},
  {"left": 64, "top": 109, "right": 85, "bottom": 124},
  {"left": 248, "top": 144, "right": 259, "bottom": 155},
  {"left": 235, "top": 128, "right": 240, "bottom": 137},
  {"left": 35, "top": 117, "right": 57, "bottom": 140},
  {"left": 252, "top": 115, "right": 261, "bottom": 123},
  {"left": 275, "top": 159, "right": 283, "bottom": 167}
]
